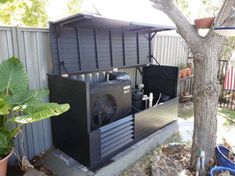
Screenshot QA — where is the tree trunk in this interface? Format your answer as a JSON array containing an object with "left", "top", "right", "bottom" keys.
[
  {"left": 151, "top": 0, "right": 230, "bottom": 174},
  {"left": 190, "top": 34, "right": 224, "bottom": 175}
]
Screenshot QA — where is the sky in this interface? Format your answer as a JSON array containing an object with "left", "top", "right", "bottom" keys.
[
  {"left": 46, "top": 0, "right": 221, "bottom": 24},
  {"left": 46, "top": 0, "right": 175, "bottom": 26}
]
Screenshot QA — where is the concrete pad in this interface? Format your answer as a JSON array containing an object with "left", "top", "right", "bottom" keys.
[{"left": 39, "top": 121, "right": 179, "bottom": 176}]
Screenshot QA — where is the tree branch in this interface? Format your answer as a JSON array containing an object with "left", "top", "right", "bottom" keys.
[
  {"left": 151, "top": 0, "right": 202, "bottom": 51},
  {"left": 206, "top": 0, "right": 233, "bottom": 41},
  {"left": 214, "top": 0, "right": 235, "bottom": 27}
]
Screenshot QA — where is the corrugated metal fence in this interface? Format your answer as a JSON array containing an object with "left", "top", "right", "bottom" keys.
[
  {"left": 0, "top": 26, "right": 188, "bottom": 164},
  {"left": 153, "top": 34, "right": 188, "bottom": 66},
  {"left": 0, "top": 26, "right": 53, "bottom": 164}
]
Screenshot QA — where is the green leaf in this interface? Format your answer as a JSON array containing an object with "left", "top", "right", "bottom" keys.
[
  {"left": 0, "top": 128, "right": 13, "bottom": 157},
  {"left": 0, "top": 132, "right": 8, "bottom": 148},
  {"left": 9, "top": 103, "right": 70, "bottom": 124},
  {"left": 0, "top": 97, "right": 11, "bottom": 115},
  {"left": 32, "top": 88, "right": 49, "bottom": 102},
  {"left": 7, "top": 88, "right": 49, "bottom": 106},
  {"left": 7, "top": 90, "right": 38, "bottom": 105},
  {"left": 9, "top": 125, "right": 21, "bottom": 139},
  {"left": 0, "top": 0, "right": 14, "bottom": 3},
  {"left": 0, "top": 57, "right": 28, "bottom": 95}
]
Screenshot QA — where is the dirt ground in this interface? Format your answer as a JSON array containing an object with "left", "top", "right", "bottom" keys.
[{"left": 120, "top": 101, "right": 235, "bottom": 176}]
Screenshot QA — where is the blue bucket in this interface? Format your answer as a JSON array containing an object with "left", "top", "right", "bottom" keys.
[
  {"left": 210, "top": 166, "right": 235, "bottom": 176},
  {"left": 215, "top": 145, "right": 235, "bottom": 170}
]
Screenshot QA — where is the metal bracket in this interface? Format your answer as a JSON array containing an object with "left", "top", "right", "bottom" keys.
[{"left": 150, "top": 32, "right": 157, "bottom": 40}]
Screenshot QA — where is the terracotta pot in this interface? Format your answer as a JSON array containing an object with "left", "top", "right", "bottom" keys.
[
  {"left": 178, "top": 70, "right": 182, "bottom": 78},
  {"left": 0, "top": 151, "right": 13, "bottom": 176},
  {"left": 181, "top": 69, "right": 187, "bottom": 78},
  {"left": 194, "top": 17, "right": 215, "bottom": 29},
  {"left": 187, "top": 68, "right": 192, "bottom": 76}
]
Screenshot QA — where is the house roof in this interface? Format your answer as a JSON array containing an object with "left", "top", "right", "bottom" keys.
[{"left": 50, "top": 13, "right": 175, "bottom": 33}]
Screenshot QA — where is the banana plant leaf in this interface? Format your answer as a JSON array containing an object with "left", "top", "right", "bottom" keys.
[
  {"left": 7, "top": 88, "right": 49, "bottom": 105},
  {"left": 9, "top": 103, "right": 70, "bottom": 124},
  {"left": 0, "top": 57, "right": 28, "bottom": 96}
]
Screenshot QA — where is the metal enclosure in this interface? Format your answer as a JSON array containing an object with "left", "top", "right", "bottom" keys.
[{"left": 48, "top": 13, "right": 178, "bottom": 169}]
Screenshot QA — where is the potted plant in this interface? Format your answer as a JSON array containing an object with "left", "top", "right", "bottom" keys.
[
  {"left": 179, "top": 63, "right": 187, "bottom": 78},
  {"left": 187, "top": 68, "right": 192, "bottom": 76},
  {"left": 0, "top": 57, "right": 70, "bottom": 176},
  {"left": 194, "top": 17, "right": 215, "bottom": 29}
]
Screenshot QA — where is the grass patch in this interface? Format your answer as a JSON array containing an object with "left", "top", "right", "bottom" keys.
[
  {"left": 218, "top": 108, "right": 235, "bottom": 126},
  {"left": 218, "top": 108, "right": 235, "bottom": 119}
]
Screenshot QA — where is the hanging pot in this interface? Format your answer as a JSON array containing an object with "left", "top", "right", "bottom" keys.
[
  {"left": 194, "top": 17, "right": 215, "bottom": 29},
  {"left": 0, "top": 151, "right": 13, "bottom": 176}
]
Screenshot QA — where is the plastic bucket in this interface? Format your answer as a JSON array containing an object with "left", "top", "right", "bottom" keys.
[
  {"left": 215, "top": 145, "right": 235, "bottom": 170},
  {"left": 210, "top": 166, "right": 235, "bottom": 176}
]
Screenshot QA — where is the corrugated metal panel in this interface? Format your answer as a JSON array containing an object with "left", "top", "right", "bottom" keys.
[
  {"left": 0, "top": 26, "right": 189, "bottom": 165},
  {"left": 0, "top": 27, "right": 53, "bottom": 164},
  {"left": 153, "top": 34, "right": 188, "bottom": 67},
  {"left": 153, "top": 34, "right": 191, "bottom": 97}
]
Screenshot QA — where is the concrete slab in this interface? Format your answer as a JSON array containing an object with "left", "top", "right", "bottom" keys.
[{"left": 38, "top": 121, "right": 179, "bottom": 176}]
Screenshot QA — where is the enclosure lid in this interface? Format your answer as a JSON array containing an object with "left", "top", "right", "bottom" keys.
[
  {"left": 50, "top": 13, "right": 175, "bottom": 33},
  {"left": 49, "top": 13, "right": 175, "bottom": 74}
]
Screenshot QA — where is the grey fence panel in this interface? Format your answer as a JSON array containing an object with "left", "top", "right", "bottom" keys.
[
  {"left": 153, "top": 34, "right": 193, "bottom": 97},
  {"left": 0, "top": 27, "right": 53, "bottom": 164},
  {"left": 153, "top": 34, "right": 188, "bottom": 66},
  {"left": 0, "top": 26, "right": 189, "bottom": 165}
]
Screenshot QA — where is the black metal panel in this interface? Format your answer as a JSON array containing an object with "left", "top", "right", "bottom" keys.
[
  {"left": 143, "top": 65, "right": 179, "bottom": 104},
  {"left": 100, "top": 115, "right": 134, "bottom": 157},
  {"left": 59, "top": 28, "right": 80, "bottom": 73},
  {"left": 89, "top": 115, "right": 134, "bottom": 169},
  {"left": 125, "top": 32, "right": 137, "bottom": 66},
  {"left": 138, "top": 34, "right": 149, "bottom": 64},
  {"left": 134, "top": 98, "right": 178, "bottom": 141},
  {"left": 112, "top": 31, "right": 124, "bottom": 67},
  {"left": 48, "top": 74, "right": 91, "bottom": 166},
  {"left": 50, "top": 24, "right": 151, "bottom": 74},
  {"left": 96, "top": 29, "right": 111, "bottom": 69},
  {"left": 49, "top": 13, "right": 175, "bottom": 74},
  {"left": 79, "top": 28, "right": 97, "bottom": 71},
  {"left": 49, "top": 23, "right": 60, "bottom": 74}
]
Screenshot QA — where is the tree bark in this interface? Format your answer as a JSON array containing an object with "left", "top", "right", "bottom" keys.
[
  {"left": 190, "top": 34, "right": 225, "bottom": 174},
  {"left": 151, "top": 0, "right": 230, "bottom": 174}
]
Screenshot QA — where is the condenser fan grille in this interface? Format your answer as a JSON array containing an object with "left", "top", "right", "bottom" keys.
[{"left": 92, "top": 94, "right": 117, "bottom": 130}]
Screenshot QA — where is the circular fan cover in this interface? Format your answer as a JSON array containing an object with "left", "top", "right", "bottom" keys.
[{"left": 92, "top": 94, "right": 117, "bottom": 130}]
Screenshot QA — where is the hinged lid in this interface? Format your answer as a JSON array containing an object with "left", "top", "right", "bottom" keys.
[{"left": 49, "top": 13, "right": 175, "bottom": 74}]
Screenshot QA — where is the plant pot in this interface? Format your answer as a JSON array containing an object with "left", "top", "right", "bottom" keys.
[
  {"left": 210, "top": 166, "right": 235, "bottom": 176},
  {"left": 180, "top": 69, "right": 187, "bottom": 78},
  {"left": 194, "top": 17, "right": 215, "bottom": 29},
  {"left": 187, "top": 68, "right": 192, "bottom": 77},
  {"left": 178, "top": 70, "right": 182, "bottom": 78},
  {"left": 215, "top": 145, "right": 235, "bottom": 170},
  {"left": 0, "top": 151, "right": 13, "bottom": 176}
]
